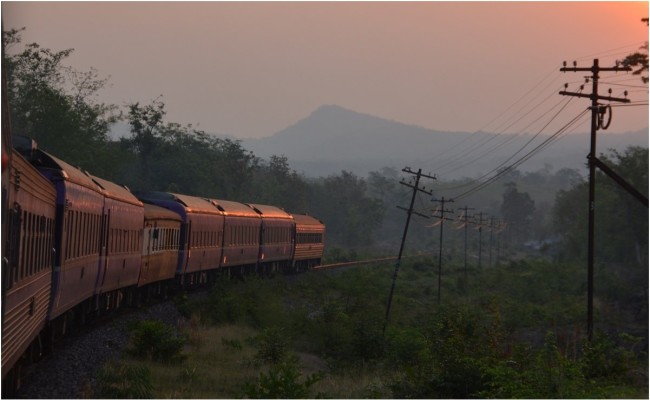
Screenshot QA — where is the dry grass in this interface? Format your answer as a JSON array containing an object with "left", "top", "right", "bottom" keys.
[{"left": 113, "top": 323, "right": 262, "bottom": 398}]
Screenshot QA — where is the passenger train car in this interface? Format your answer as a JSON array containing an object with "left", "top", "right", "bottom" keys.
[{"left": 1, "top": 138, "right": 326, "bottom": 388}]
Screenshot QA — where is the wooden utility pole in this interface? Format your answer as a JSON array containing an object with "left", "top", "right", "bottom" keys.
[
  {"left": 431, "top": 197, "right": 454, "bottom": 304},
  {"left": 560, "top": 59, "right": 632, "bottom": 341},
  {"left": 489, "top": 217, "right": 496, "bottom": 268},
  {"left": 458, "top": 205, "right": 475, "bottom": 278},
  {"left": 474, "top": 212, "right": 488, "bottom": 269},
  {"left": 383, "top": 167, "right": 435, "bottom": 336}
]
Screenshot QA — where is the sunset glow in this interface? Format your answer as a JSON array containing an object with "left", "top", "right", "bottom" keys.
[{"left": 2, "top": 2, "right": 648, "bottom": 138}]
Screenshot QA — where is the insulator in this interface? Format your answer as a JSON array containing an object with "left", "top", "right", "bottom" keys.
[
  {"left": 608, "top": 88, "right": 612, "bottom": 94},
  {"left": 564, "top": 83, "right": 569, "bottom": 89},
  {"left": 573, "top": 61, "right": 577, "bottom": 67},
  {"left": 580, "top": 84, "right": 584, "bottom": 90},
  {"left": 563, "top": 61, "right": 567, "bottom": 67},
  {"left": 624, "top": 90, "right": 628, "bottom": 97}
]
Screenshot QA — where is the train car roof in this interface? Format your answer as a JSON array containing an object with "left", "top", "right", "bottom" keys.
[
  {"left": 32, "top": 150, "right": 103, "bottom": 193},
  {"left": 207, "top": 198, "right": 260, "bottom": 218},
  {"left": 247, "top": 203, "right": 293, "bottom": 220},
  {"left": 143, "top": 203, "right": 182, "bottom": 222},
  {"left": 135, "top": 191, "right": 223, "bottom": 215},
  {"left": 91, "top": 175, "right": 143, "bottom": 207},
  {"left": 291, "top": 213, "right": 324, "bottom": 226}
]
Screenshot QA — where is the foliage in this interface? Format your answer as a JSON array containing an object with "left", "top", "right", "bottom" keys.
[
  {"left": 251, "top": 327, "right": 290, "bottom": 365},
  {"left": 618, "top": 18, "right": 649, "bottom": 83},
  {"left": 581, "top": 333, "right": 644, "bottom": 381},
  {"left": 95, "top": 361, "right": 154, "bottom": 399},
  {"left": 126, "top": 319, "right": 187, "bottom": 363},
  {"left": 309, "top": 170, "right": 385, "bottom": 247},
  {"left": 120, "top": 99, "right": 257, "bottom": 198},
  {"left": 3, "top": 28, "right": 118, "bottom": 173},
  {"left": 241, "top": 359, "right": 324, "bottom": 399},
  {"left": 500, "top": 182, "right": 536, "bottom": 244},
  {"left": 552, "top": 147, "right": 648, "bottom": 268}
]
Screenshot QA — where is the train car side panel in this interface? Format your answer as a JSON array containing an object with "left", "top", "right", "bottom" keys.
[
  {"left": 209, "top": 199, "right": 261, "bottom": 268},
  {"left": 248, "top": 204, "right": 294, "bottom": 265},
  {"left": 1, "top": 152, "right": 56, "bottom": 379},
  {"left": 92, "top": 176, "right": 144, "bottom": 294},
  {"left": 292, "top": 214, "right": 326, "bottom": 268},
  {"left": 50, "top": 181, "right": 103, "bottom": 319},
  {"left": 139, "top": 204, "right": 181, "bottom": 287}
]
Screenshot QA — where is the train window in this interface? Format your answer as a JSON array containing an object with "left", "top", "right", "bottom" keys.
[
  {"left": 74, "top": 211, "right": 79, "bottom": 258},
  {"left": 36, "top": 216, "right": 42, "bottom": 273},
  {"left": 72, "top": 211, "right": 78, "bottom": 259},
  {"left": 82, "top": 212, "right": 88, "bottom": 256},
  {"left": 22, "top": 211, "right": 29, "bottom": 279},
  {"left": 66, "top": 211, "right": 72, "bottom": 260}
]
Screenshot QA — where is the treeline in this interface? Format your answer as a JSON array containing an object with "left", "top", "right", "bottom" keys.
[
  {"left": 3, "top": 29, "right": 384, "bottom": 248},
  {"left": 4, "top": 29, "right": 648, "bottom": 266}
]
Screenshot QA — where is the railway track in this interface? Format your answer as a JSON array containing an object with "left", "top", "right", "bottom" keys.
[{"left": 313, "top": 253, "right": 434, "bottom": 271}]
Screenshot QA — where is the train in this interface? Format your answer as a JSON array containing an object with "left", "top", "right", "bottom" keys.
[{"left": 1, "top": 135, "right": 326, "bottom": 389}]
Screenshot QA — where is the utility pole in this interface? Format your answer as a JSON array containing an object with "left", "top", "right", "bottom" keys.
[
  {"left": 560, "top": 59, "right": 632, "bottom": 341},
  {"left": 383, "top": 167, "right": 435, "bottom": 336},
  {"left": 474, "top": 212, "right": 488, "bottom": 269},
  {"left": 495, "top": 219, "right": 506, "bottom": 267},
  {"left": 489, "top": 217, "right": 496, "bottom": 268},
  {"left": 431, "top": 197, "right": 454, "bottom": 304},
  {"left": 458, "top": 205, "right": 475, "bottom": 278}
]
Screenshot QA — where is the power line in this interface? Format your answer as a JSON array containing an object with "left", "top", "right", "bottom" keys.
[
  {"left": 437, "top": 91, "right": 575, "bottom": 176},
  {"left": 452, "top": 108, "right": 591, "bottom": 201},
  {"left": 440, "top": 93, "right": 585, "bottom": 193}
]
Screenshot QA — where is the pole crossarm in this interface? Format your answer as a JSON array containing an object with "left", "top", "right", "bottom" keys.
[{"left": 559, "top": 91, "right": 631, "bottom": 103}]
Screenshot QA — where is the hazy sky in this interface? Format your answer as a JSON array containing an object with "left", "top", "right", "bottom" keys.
[{"left": 2, "top": 1, "right": 648, "bottom": 138}]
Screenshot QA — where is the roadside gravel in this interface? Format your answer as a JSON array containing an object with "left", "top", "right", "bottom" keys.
[{"left": 14, "top": 299, "right": 188, "bottom": 399}]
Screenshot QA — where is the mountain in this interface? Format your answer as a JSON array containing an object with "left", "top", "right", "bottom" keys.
[{"left": 243, "top": 105, "right": 648, "bottom": 179}]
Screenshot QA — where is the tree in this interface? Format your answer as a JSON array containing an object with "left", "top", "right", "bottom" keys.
[
  {"left": 309, "top": 170, "right": 384, "bottom": 247},
  {"left": 500, "top": 182, "right": 536, "bottom": 244},
  {"left": 3, "top": 28, "right": 117, "bottom": 170},
  {"left": 249, "top": 155, "right": 309, "bottom": 213},
  {"left": 120, "top": 99, "right": 258, "bottom": 198},
  {"left": 552, "top": 146, "right": 648, "bottom": 266},
  {"left": 619, "top": 18, "right": 648, "bottom": 83}
]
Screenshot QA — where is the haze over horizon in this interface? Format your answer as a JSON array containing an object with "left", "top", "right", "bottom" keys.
[{"left": 2, "top": 2, "right": 648, "bottom": 139}]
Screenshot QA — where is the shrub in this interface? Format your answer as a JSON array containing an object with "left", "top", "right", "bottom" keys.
[
  {"left": 581, "top": 333, "right": 642, "bottom": 381},
  {"left": 242, "top": 360, "right": 323, "bottom": 399},
  {"left": 95, "top": 362, "right": 153, "bottom": 399},
  {"left": 127, "top": 319, "right": 186, "bottom": 363},
  {"left": 252, "top": 327, "right": 290, "bottom": 365}
]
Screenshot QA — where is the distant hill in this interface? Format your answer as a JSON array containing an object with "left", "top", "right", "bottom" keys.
[{"left": 242, "top": 105, "right": 648, "bottom": 179}]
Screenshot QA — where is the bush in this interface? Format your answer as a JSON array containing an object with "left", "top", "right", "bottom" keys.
[
  {"left": 581, "top": 333, "right": 642, "bottom": 381},
  {"left": 252, "top": 327, "right": 290, "bottom": 365},
  {"left": 242, "top": 359, "right": 323, "bottom": 399},
  {"left": 127, "top": 319, "right": 186, "bottom": 363},
  {"left": 95, "top": 362, "right": 153, "bottom": 399}
]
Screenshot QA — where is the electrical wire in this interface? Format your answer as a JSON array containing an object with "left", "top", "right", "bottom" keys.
[
  {"left": 423, "top": 65, "right": 563, "bottom": 170},
  {"left": 436, "top": 90, "right": 573, "bottom": 176},
  {"left": 439, "top": 90, "right": 582, "bottom": 191},
  {"left": 452, "top": 108, "right": 591, "bottom": 201}
]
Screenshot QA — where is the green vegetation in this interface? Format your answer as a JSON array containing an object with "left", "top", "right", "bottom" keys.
[
  {"left": 91, "top": 259, "right": 646, "bottom": 398},
  {"left": 95, "top": 362, "right": 154, "bottom": 399},
  {"left": 126, "top": 320, "right": 187, "bottom": 364}
]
